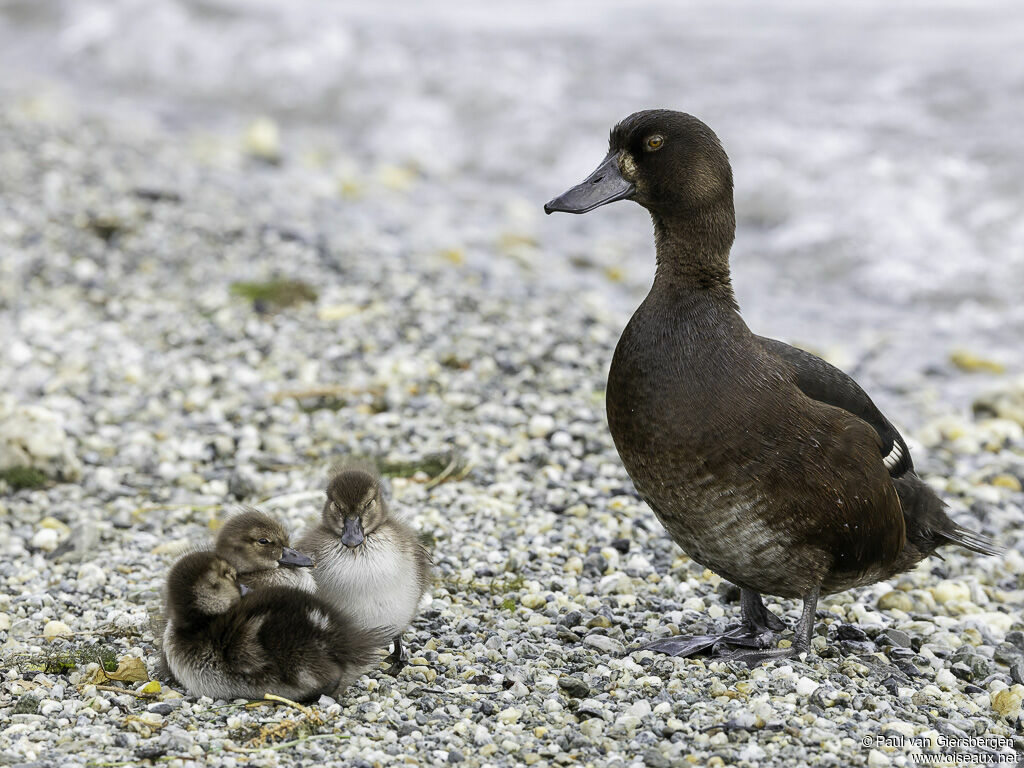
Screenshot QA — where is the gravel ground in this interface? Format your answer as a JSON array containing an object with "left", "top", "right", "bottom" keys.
[
  {"left": 1, "top": 93, "right": 1023, "bottom": 768},
  {"left": 2, "top": 4, "right": 1024, "bottom": 766}
]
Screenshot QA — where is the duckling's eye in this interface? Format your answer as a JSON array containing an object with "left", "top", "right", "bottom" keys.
[
  {"left": 257, "top": 538, "right": 271, "bottom": 546},
  {"left": 644, "top": 135, "right": 664, "bottom": 152},
  {"left": 363, "top": 498, "right": 374, "bottom": 511}
]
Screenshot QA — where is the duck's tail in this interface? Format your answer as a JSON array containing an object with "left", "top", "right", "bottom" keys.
[
  {"left": 894, "top": 472, "right": 1004, "bottom": 560},
  {"left": 939, "top": 523, "right": 1004, "bottom": 557},
  {"left": 331, "top": 622, "right": 398, "bottom": 692}
]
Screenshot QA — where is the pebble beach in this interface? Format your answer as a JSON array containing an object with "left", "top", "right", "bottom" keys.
[{"left": 2, "top": 2, "right": 1024, "bottom": 766}]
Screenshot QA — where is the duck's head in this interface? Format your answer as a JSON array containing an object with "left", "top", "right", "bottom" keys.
[
  {"left": 544, "top": 110, "right": 732, "bottom": 218},
  {"left": 323, "top": 468, "right": 387, "bottom": 549},
  {"left": 215, "top": 507, "right": 314, "bottom": 574},
  {"left": 166, "top": 551, "right": 245, "bottom": 620}
]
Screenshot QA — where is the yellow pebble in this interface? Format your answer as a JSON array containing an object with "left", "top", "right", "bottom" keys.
[
  {"left": 39, "top": 517, "right": 71, "bottom": 535},
  {"left": 991, "top": 474, "right": 1022, "bottom": 492}
]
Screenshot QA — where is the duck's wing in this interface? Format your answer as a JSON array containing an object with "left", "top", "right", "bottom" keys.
[{"left": 758, "top": 336, "right": 912, "bottom": 479}]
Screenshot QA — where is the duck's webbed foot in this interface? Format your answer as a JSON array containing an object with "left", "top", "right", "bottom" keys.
[
  {"left": 716, "top": 588, "right": 819, "bottom": 667},
  {"left": 643, "top": 633, "right": 729, "bottom": 657},
  {"left": 641, "top": 589, "right": 795, "bottom": 659},
  {"left": 384, "top": 635, "right": 408, "bottom": 676}
]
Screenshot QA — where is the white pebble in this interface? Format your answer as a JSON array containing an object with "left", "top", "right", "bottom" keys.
[
  {"left": 43, "top": 620, "right": 72, "bottom": 640},
  {"left": 527, "top": 414, "right": 555, "bottom": 438},
  {"left": 795, "top": 677, "right": 820, "bottom": 696},
  {"left": 31, "top": 528, "right": 59, "bottom": 552}
]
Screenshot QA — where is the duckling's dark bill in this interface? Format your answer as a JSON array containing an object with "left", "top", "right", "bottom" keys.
[
  {"left": 544, "top": 153, "right": 634, "bottom": 214},
  {"left": 278, "top": 546, "right": 315, "bottom": 567}
]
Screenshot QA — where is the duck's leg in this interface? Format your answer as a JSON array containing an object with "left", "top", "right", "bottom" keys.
[
  {"left": 384, "top": 635, "right": 408, "bottom": 676},
  {"left": 741, "top": 588, "right": 787, "bottom": 632},
  {"left": 716, "top": 588, "right": 819, "bottom": 665},
  {"left": 642, "top": 588, "right": 785, "bottom": 657},
  {"left": 711, "top": 589, "right": 788, "bottom": 649}
]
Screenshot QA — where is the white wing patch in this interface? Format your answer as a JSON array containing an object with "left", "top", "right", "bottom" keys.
[{"left": 883, "top": 441, "right": 903, "bottom": 471}]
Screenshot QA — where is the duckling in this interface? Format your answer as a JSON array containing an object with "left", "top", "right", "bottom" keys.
[
  {"left": 297, "top": 467, "right": 431, "bottom": 675},
  {"left": 152, "top": 508, "right": 315, "bottom": 681},
  {"left": 215, "top": 507, "right": 316, "bottom": 593},
  {"left": 162, "top": 550, "right": 389, "bottom": 701},
  {"left": 545, "top": 110, "right": 1001, "bottom": 664}
]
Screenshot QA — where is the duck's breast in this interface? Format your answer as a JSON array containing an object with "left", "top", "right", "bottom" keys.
[{"left": 313, "top": 536, "right": 420, "bottom": 632}]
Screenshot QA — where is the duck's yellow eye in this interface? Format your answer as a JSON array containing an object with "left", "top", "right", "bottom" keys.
[{"left": 645, "top": 135, "right": 664, "bottom": 152}]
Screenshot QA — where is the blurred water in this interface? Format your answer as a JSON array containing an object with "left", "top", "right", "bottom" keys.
[{"left": 2, "top": 0, "right": 1022, "bottom": 417}]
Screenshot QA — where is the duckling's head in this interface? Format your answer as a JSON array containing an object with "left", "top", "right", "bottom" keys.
[
  {"left": 323, "top": 468, "right": 387, "bottom": 548},
  {"left": 544, "top": 110, "right": 732, "bottom": 218},
  {"left": 166, "top": 551, "right": 244, "bottom": 620},
  {"left": 215, "top": 508, "right": 314, "bottom": 575}
]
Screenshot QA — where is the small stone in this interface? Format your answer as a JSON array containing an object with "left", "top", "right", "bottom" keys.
[
  {"left": 991, "top": 474, "right": 1022, "bottom": 492},
  {"left": 76, "top": 562, "right": 107, "bottom": 590},
  {"left": 951, "top": 662, "right": 974, "bottom": 682},
  {"left": 950, "top": 350, "right": 1005, "bottom": 374},
  {"left": 994, "top": 643, "right": 1024, "bottom": 666},
  {"left": 39, "top": 699, "right": 62, "bottom": 716},
  {"left": 795, "top": 677, "right": 819, "bottom": 696},
  {"left": 557, "top": 676, "right": 590, "bottom": 698},
  {"left": 583, "top": 634, "right": 625, "bottom": 655},
  {"left": 579, "top": 718, "right": 603, "bottom": 738},
  {"left": 497, "top": 707, "right": 522, "bottom": 724},
  {"left": 625, "top": 700, "right": 652, "bottom": 719},
  {"left": 228, "top": 470, "right": 257, "bottom": 500},
  {"left": 615, "top": 714, "right": 642, "bottom": 732},
  {"left": 43, "top": 620, "right": 72, "bottom": 640},
  {"left": 527, "top": 414, "right": 555, "bottom": 438},
  {"left": 867, "top": 749, "right": 891, "bottom": 767},
  {"left": 880, "top": 629, "right": 912, "bottom": 648},
  {"left": 1010, "top": 662, "right": 1024, "bottom": 686},
  {"left": 931, "top": 581, "right": 970, "bottom": 605},
  {"left": 244, "top": 117, "right": 281, "bottom": 163},
  {"left": 521, "top": 593, "right": 546, "bottom": 610},
  {"left": 877, "top": 591, "right": 913, "bottom": 612},
  {"left": 31, "top": 528, "right": 59, "bottom": 552},
  {"left": 13, "top": 695, "right": 40, "bottom": 715},
  {"left": 738, "top": 743, "right": 766, "bottom": 762},
  {"left": 643, "top": 750, "right": 672, "bottom": 768},
  {"left": 40, "top": 516, "right": 71, "bottom": 535},
  {"left": 138, "top": 711, "right": 164, "bottom": 727},
  {"left": 139, "top": 681, "right": 161, "bottom": 695}
]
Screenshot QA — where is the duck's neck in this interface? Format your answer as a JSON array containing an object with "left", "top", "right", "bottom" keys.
[{"left": 651, "top": 202, "right": 737, "bottom": 310}]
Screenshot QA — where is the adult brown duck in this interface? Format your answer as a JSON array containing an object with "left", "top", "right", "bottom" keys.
[{"left": 545, "top": 109, "right": 1001, "bottom": 664}]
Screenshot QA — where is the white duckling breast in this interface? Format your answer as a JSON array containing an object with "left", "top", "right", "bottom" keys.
[{"left": 314, "top": 533, "right": 421, "bottom": 632}]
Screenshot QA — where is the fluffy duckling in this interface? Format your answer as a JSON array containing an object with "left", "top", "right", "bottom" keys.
[
  {"left": 297, "top": 467, "right": 431, "bottom": 675},
  {"left": 215, "top": 507, "right": 316, "bottom": 593},
  {"left": 545, "top": 110, "right": 1000, "bottom": 664},
  {"left": 162, "top": 550, "right": 389, "bottom": 701}
]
